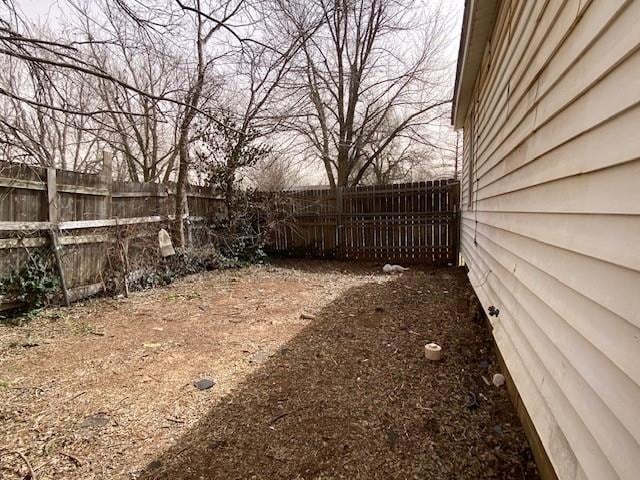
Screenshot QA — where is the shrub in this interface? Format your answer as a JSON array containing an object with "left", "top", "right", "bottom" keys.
[{"left": 0, "top": 251, "right": 60, "bottom": 312}]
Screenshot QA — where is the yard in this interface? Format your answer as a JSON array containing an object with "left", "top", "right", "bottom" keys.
[{"left": 0, "top": 261, "right": 538, "bottom": 479}]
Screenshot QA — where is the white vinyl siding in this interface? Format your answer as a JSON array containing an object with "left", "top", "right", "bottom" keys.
[{"left": 459, "top": 0, "right": 640, "bottom": 479}]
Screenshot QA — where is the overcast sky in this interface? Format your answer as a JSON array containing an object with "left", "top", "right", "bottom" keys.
[
  {"left": 18, "top": 0, "right": 57, "bottom": 18},
  {"left": 17, "top": 0, "right": 464, "bottom": 60}
]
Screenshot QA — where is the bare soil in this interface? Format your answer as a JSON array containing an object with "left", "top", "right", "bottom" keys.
[{"left": 0, "top": 260, "right": 538, "bottom": 479}]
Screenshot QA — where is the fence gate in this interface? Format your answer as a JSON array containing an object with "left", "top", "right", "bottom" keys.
[{"left": 266, "top": 179, "right": 460, "bottom": 265}]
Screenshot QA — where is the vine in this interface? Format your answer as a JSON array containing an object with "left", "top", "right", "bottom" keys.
[{"left": 0, "top": 250, "right": 60, "bottom": 315}]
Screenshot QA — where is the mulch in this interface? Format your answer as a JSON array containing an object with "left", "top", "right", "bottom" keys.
[{"left": 139, "top": 264, "right": 539, "bottom": 480}]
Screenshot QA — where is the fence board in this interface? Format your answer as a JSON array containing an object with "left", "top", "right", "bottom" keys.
[
  {"left": 266, "top": 180, "right": 460, "bottom": 265},
  {"left": 0, "top": 161, "right": 226, "bottom": 308}
]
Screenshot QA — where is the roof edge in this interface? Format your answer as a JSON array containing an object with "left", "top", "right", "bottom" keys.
[{"left": 451, "top": 0, "right": 499, "bottom": 130}]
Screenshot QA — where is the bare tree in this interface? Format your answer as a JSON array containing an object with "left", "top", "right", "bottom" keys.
[
  {"left": 250, "top": 153, "right": 300, "bottom": 191},
  {"left": 73, "top": 1, "right": 187, "bottom": 182},
  {"left": 0, "top": 1, "right": 194, "bottom": 179},
  {"left": 0, "top": 0, "right": 301, "bottom": 237},
  {"left": 360, "top": 141, "right": 419, "bottom": 185},
  {"left": 164, "top": 0, "right": 249, "bottom": 246},
  {"left": 0, "top": 2, "right": 169, "bottom": 112},
  {"left": 278, "top": 0, "right": 452, "bottom": 188},
  {"left": 182, "top": 0, "right": 320, "bottom": 225},
  {"left": 0, "top": 43, "right": 104, "bottom": 170}
]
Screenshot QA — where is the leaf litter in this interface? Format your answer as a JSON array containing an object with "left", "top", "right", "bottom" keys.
[{"left": 0, "top": 260, "right": 538, "bottom": 479}]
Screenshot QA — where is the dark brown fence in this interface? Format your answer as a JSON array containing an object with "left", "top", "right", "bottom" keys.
[{"left": 266, "top": 180, "right": 460, "bottom": 265}]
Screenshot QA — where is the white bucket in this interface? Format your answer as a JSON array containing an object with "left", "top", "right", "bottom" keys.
[{"left": 158, "top": 228, "right": 175, "bottom": 257}]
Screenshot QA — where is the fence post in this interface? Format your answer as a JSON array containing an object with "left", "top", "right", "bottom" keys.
[
  {"left": 102, "top": 151, "right": 113, "bottom": 219},
  {"left": 46, "top": 167, "right": 70, "bottom": 306},
  {"left": 450, "top": 181, "right": 461, "bottom": 266},
  {"left": 46, "top": 167, "right": 58, "bottom": 224},
  {"left": 336, "top": 186, "right": 344, "bottom": 259},
  {"left": 49, "top": 230, "right": 70, "bottom": 306}
]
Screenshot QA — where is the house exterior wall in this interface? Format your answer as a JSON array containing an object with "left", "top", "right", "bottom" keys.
[{"left": 457, "top": 1, "right": 640, "bottom": 479}]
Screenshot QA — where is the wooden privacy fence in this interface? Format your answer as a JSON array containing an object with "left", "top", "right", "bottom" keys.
[
  {"left": 266, "top": 180, "right": 460, "bottom": 265},
  {"left": 0, "top": 155, "right": 225, "bottom": 309}
]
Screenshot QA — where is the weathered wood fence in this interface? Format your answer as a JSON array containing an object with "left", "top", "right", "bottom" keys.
[
  {"left": 0, "top": 155, "right": 224, "bottom": 309},
  {"left": 266, "top": 180, "right": 460, "bottom": 265},
  {"left": 1, "top": 160, "right": 460, "bottom": 311}
]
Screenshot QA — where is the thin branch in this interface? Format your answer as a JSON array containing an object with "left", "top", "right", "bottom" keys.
[{"left": 0, "top": 87, "right": 150, "bottom": 118}]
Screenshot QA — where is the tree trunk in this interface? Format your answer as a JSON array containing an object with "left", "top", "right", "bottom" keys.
[
  {"left": 174, "top": 133, "right": 189, "bottom": 247},
  {"left": 225, "top": 168, "right": 235, "bottom": 223},
  {"left": 337, "top": 161, "right": 349, "bottom": 187}
]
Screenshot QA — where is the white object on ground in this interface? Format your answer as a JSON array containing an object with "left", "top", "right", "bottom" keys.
[
  {"left": 158, "top": 228, "right": 175, "bottom": 257},
  {"left": 383, "top": 264, "right": 409, "bottom": 273},
  {"left": 424, "top": 342, "right": 442, "bottom": 361},
  {"left": 492, "top": 373, "right": 506, "bottom": 387}
]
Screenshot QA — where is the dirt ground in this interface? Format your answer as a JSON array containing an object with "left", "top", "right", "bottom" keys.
[{"left": 0, "top": 260, "right": 539, "bottom": 479}]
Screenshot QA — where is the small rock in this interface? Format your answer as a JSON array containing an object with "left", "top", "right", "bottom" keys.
[
  {"left": 80, "top": 414, "right": 110, "bottom": 428},
  {"left": 492, "top": 373, "right": 506, "bottom": 387},
  {"left": 194, "top": 379, "right": 215, "bottom": 390},
  {"left": 300, "top": 312, "right": 316, "bottom": 320},
  {"left": 147, "top": 460, "right": 162, "bottom": 471}
]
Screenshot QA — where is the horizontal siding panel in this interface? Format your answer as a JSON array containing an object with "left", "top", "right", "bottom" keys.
[
  {"left": 473, "top": 1, "right": 538, "bottom": 139},
  {"left": 463, "top": 216, "right": 640, "bottom": 328},
  {"left": 475, "top": 159, "right": 640, "bottom": 214},
  {"left": 480, "top": 2, "right": 640, "bottom": 178},
  {"left": 475, "top": 0, "right": 593, "bottom": 163},
  {"left": 466, "top": 211, "right": 640, "bottom": 273},
  {"left": 463, "top": 223, "right": 640, "bottom": 440},
  {"left": 463, "top": 232, "right": 640, "bottom": 478},
  {"left": 461, "top": 120, "right": 472, "bottom": 206},
  {"left": 533, "top": 0, "right": 640, "bottom": 132},
  {"left": 492, "top": 319, "right": 583, "bottom": 480},
  {"left": 458, "top": 0, "right": 640, "bottom": 476},
  {"left": 475, "top": 0, "right": 572, "bottom": 154},
  {"left": 462, "top": 233, "right": 621, "bottom": 479},
  {"left": 479, "top": 46, "right": 640, "bottom": 184},
  {"left": 484, "top": 0, "right": 578, "bottom": 135},
  {"left": 478, "top": 105, "right": 640, "bottom": 199}
]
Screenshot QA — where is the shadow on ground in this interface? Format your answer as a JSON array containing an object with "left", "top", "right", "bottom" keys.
[{"left": 139, "top": 266, "right": 538, "bottom": 480}]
